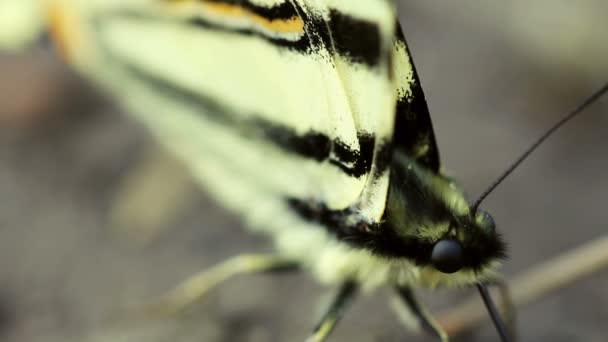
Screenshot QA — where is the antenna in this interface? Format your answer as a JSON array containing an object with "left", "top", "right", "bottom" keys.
[{"left": 472, "top": 82, "right": 608, "bottom": 212}]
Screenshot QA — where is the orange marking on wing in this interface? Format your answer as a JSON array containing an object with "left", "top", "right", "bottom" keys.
[{"left": 47, "top": 1, "right": 84, "bottom": 62}]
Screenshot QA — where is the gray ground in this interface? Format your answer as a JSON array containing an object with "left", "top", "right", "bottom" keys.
[{"left": 0, "top": 2, "right": 607, "bottom": 342}]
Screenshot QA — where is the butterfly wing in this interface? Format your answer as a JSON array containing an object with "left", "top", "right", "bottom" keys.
[{"left": 392, "top": 20, "right": 441, "bottom": 172}]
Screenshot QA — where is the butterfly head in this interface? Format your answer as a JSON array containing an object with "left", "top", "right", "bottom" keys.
[
  {"left": 385, "top": 153, "right": 506, "bottom": 287},
  {"left": 428, "top": 207, "right": 502, "bottom": 275}
]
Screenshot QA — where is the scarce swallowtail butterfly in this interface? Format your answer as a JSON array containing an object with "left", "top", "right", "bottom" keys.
[{"left": 1, "top": 0, "right": 606, "bottom": 341}]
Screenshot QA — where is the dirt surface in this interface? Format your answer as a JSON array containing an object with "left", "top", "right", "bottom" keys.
[{"left": 1, "top": 2, "right": 607, "bottom": 342}]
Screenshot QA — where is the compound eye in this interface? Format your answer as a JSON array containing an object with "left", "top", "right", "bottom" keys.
[
  {"left": 475, "top": 210, "right": 496, "bottom": 234},
  {"left": 431, "top": 239, "right": 464, "bottom": 273}
]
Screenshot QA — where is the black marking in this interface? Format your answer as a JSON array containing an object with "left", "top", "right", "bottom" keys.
[
  {"left": 330, "top": 133, "right": 376, "bottom": 178},
  {"left": 110, "top": 58, "right": 376, "bottom": 177},
  {"left": 392, "top": 22, "right": 440, "bottom": 172},
  {"left": 255, "top": 124, "right": 379, "bottom": 177},
  {"left": 187, "top": 16, "right": 313, "bottom": 52},
  {"left": 251, "top": 118, "right": 383, "bottom": 178},
  {"left": 327, "top": 9, "right": 382, "bottom": 66},
  {"left": 173, "top": 0, "right": 301, "bottom": 21},
  {"left": 257, "top": 120, "right": 332, "bottom": 162}
]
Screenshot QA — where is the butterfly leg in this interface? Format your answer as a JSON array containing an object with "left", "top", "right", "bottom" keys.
[
  {"left": 145, "top": 254, "right": 299, "bottom": 316},
  {"left": 393, "top": 286, "right": 449, "bottom": 342},
  {"left": 305, "top": 282, "right": 358, "bottom": 342}
]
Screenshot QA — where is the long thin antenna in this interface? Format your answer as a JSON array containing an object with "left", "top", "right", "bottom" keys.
[
  {"left": 477, "top": 283, "right": 513, "bottom": 342},
  {"left": 472, "top": 82, "right": 608, "bottom": 211}
]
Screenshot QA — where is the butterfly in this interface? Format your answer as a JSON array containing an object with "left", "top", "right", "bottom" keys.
[{"left": 1, "top": 0, "right": 606, "bottom": 341}]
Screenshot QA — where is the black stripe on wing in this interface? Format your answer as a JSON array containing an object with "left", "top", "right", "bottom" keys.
[
  {"left": 392, "top": 21, "right": 440, "bottom": 172},
  {"left": 115, "top": 60, "right": 385, "bottom": 178},
  {"left": 325, "top": 9, "right": 382, "bottom": 67},
  {"left": 171, "top": 0, "right": 300, "bottom": 21}
]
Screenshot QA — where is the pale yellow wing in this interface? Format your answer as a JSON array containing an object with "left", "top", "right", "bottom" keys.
[{"left": 45, "top": 0, "right": 398, "bottom": 227}]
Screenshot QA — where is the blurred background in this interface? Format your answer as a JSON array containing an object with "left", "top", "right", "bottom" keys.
[{"left": 0, "top": 1, "right": 607, "bottom": 341}]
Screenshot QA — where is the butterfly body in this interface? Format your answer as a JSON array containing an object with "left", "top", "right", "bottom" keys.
[{"left": 43, "top": 0, "right": 506, "bottom": 289}]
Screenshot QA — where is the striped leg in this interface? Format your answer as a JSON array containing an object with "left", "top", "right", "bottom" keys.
[
  {"left": 305, "top": 282, "right": 358, "bottom": 342},
  {"left": 394, "top": 286, "right": 448, "bottom": 342},
  {"left": 145, "top": 254, "right": 299, "bottom": 317}
]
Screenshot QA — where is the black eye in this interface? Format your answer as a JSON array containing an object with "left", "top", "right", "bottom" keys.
[{"left": 431, "top": 239, "right": 464, "bottom": 273}]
